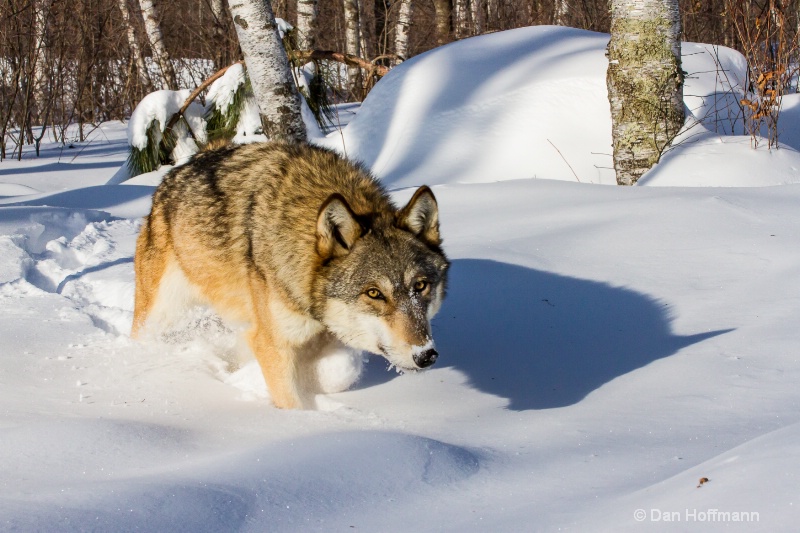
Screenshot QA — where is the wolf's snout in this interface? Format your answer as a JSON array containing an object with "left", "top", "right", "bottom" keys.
[{"left": 414, "top": 348, "right": 438, "bottom": 368}]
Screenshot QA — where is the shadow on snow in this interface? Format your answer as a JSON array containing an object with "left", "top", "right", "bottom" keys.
[{"left": 418, "top": 258, "right": 730, "bottom": 411}]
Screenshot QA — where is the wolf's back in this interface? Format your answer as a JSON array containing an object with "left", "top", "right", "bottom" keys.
[{"left": 148, "top": 142, "right": 398, "bottom": 307}]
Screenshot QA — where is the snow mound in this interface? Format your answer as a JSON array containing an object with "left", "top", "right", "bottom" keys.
[
  {"left": 0, "top": 183, "right": 39, "bottom": 197},
  {"left": 3, "top": 430, "right": 480, "bottom": 532},
  {"left": 318, "top": 26, "right": 800, "bottom": 188}
]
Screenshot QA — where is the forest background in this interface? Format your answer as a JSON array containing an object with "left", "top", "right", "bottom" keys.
[{"left": 1, "top": 0, "right": 797, "bottom": 159}]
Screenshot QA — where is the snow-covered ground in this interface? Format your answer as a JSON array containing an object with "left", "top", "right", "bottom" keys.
[{"left": 2, "top": 26, "right": 799, "bottom": 531}]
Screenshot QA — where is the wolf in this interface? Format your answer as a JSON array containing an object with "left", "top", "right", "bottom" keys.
[{"left": 132, "top": 142, "right": 449, "bottom": 409}]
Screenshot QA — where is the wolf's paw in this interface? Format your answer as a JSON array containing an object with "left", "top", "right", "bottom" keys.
[{"left": 315, "top": 344, "right": 365, "bottom": 393}]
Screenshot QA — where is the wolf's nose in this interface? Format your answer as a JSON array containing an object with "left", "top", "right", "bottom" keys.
[{"left": 414, "top": 348, "right": 438, "bottom": 368}]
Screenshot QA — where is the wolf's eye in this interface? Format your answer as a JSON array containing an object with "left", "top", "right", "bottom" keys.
[
  {"left": 413, "top": 280, "right": 429, "bottom": 292},
  {"left": 366, "top": 288, "right": 384, "bottom": 300}
]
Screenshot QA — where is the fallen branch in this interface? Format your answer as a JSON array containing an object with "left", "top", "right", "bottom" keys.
[
  {"left": 290, "top": 50, "right": 390, "bottom": 77},
  {"left": 166, "top": 60, "right": 244, "bottom": 132}
]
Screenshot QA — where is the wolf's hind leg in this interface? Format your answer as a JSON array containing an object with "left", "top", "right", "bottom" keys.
[{"left": 132, "top": 216, "right": 169, "bottom": 337}]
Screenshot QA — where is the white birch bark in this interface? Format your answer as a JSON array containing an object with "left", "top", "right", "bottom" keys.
[
  {"left": 210, "top": 0, "right": 228, "bottom": 68},
  {"left": 486, "top": 0, "right": 497, "bottom": 30},
  {"left": 229, "top": 0, "right": 307, "bottom": 142},
  {"left": 343, "top": 0, "right": 362, "bottom": 95},
  {"left": 394, "top": 0, "right": 413, "bottom": 62},
  {"left": 553, "top": 0, "right": 569, "bottom": 26},
  {"left": 470, "top": 0, "right": 484, "bottom": 35},
  {"left": 118, "top": 0, "right": 150, "bottom": 88},
  {"left": 32, "top": 0, "right": 52, "bottom": 117},
  {"left": 453, "top": 0, "right": 468, "bottom": 39},
  {"left": 138, "top": 0, "right": 177, "bottom": 89},
  {"left": 296, "top": 0, "right": 318, "bottom": 50},
  {"left": 606, "top": 0, "right": 684, "bottom": 185},
  {"left": 433, "top": 0, "right": 450, "bottom": 45}
]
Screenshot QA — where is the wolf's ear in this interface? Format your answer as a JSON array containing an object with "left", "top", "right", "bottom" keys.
[
  {"left": 317, "top": 194, "right": 363, "bottom": 260},
  {"left": 398, "top": 186, "right": 441, "bottom": 247}
]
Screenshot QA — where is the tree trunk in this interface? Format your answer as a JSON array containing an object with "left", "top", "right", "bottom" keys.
[
  {"left": 453, "top": 0, "right": 468, "bottom": 38},
  {"left": 606, "top": 0, "right": 684, "bottom": 185},
  {"left": 343, "top": 0, "right": 362, "bottom": 97},
  {"left": 210, "top": 0, "right": 231, "bottom": 69},
  {"left": 138, "top": 0, "right": 177, "bottom": 89},
  {"left": 359, "top": 0, "right": 376, "bottom": 60},
  {"left": 553, "top": 0, "right": 569, "bottom": 26},
  {"left": 32, "top": 0, "right": 52, "bottom": 121},
  {"left": 229, "top": 0, "right": 307, "bottom": 142},
  {"left": 433, "top": 0, "right": 451, "bottom": 45},
  {"left": 471, "top": 0, "right": 484, "bottom": 35},
  {"left": 394, "top": 0, "right": 413, "bottom": 61},
  {"left": 296, "top": 0, "right": 318, "bottom": 50},
  {"left": 118, "top": 0, "right": 150, "bottom": 90}
]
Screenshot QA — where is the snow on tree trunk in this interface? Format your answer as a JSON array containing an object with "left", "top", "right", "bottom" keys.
[
  {"left": 229, "top": 0, "right": 307, "bottom": 142},
  {"left": 394, "top": 0, "right": 413, "bottom": 62},
  {"left": 296, "top": 0, "right": 318, "bottom": 50},
  {"left": 343, "top": 0, "right": 362, "bottom": 97},
  {"left": 606, "top": 0, "right": 684, "bottom": 186},
  {"left": 118, "top": 0, "right": 150, "bottom": 89},
  {"left": 553, "top": 0, "right": 569, "bottom": 26},
  {"left": 433, "top": 0, "right": 451, "bottom": 45},
  {"left": 138, "top": 0, "right": 177, "bottom": 89}
]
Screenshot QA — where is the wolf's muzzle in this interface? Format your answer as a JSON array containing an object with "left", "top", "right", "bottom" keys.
[{"left": 414, "top": 348, "right": 439, "bottom": 368}]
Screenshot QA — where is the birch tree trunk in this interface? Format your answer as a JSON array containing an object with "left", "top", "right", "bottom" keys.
[
  {"left": 471, "top": 0, "right": 484, "bottom": 35},
  {"left": 138, "top": 0, "right": 177, "bottom": 89},
  {"left": 296, "top": 0, "right": 318, "bottom": 50},
  {"left": 210, "top": 0, "right": 230, "bottom": 69},
  {"left": 343, "top": 0, "right": 362, "bottom": 96},
  {"left": 486, "top": 0, "right": 498, "bottom": 30},
  {"left": 32, "top": 0, "right": 52, "bottom": 119},
  {"left": 394, "top": 0, "right": 413, "bottom": 61},
  {"left": 553, "top": 0, "right": 569, "bottom": 26},
  {"left": 606, "top": 0, "right": 684, "bottom": 185},
  {"left": 229, "top": 0, "right": 307, "bottom": 142},
  {"left": 118, "top": 0, "right": 150, "bottom": 89},
  {"left": 433, "top": 0, "right": 451, "bottom": 45},
  {"left": 453, "top": 0, "right": 468, "bottom": 38}
]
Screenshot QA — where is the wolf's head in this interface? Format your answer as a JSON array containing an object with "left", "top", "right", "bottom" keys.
[{"left": 314, "top": 186, "right": 449, "bottom": 371}]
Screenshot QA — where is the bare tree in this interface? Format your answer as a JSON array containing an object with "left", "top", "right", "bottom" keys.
[
  {"left": 454, "top": 0, "right": 468, "bottom": 38},
  {"left": 210, "top": 0, "right": 233, "bottom": 69},
  {"left": 343, "top": 0, "right": 362, "bottom": 95},
  {"left": 471, "top": 0, "right": 484, "bottom": 35},
  {"left": 296, "top": 0, "right": 319, "bottom": 50},
  {"left": 32, "top": 0, "right": 52, "bottom": 119},
  {"left": 118, "top": 0, "right": 150, "bottom": 91},
  {"left": 554, "top": 0, "right": 569, "bottom": 25},
  {"left": 229, "top": 0, "right": 307, "bottom": 142},
  {"left": 394, "top": 0, "right": 414, "bottom": 61},
  {"left": 138, "top": 0, "right": 177, "bottom": 89},
  {"left": 606, "top": 0, "right": 684, "bottom": 185},
  {"left": 433, "top": 0, "right": 451, "bottom": 45}
]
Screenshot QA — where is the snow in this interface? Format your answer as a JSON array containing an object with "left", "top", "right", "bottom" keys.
[
  {"left": 127, "top": 90, "right": 206, "bottom": 151},
  {"left": 207, "top": 63, "right": 247, "bottom": 116},
  {"left": 2, "top": 25, "right": 800, "bottom": 531},
  {"left": 316, "top": 26, "right": 800, "bottom": 188}
]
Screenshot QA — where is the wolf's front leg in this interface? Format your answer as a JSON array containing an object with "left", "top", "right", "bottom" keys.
[{"left": 247, "top": 325, "right": 304, "bottom": 409}]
